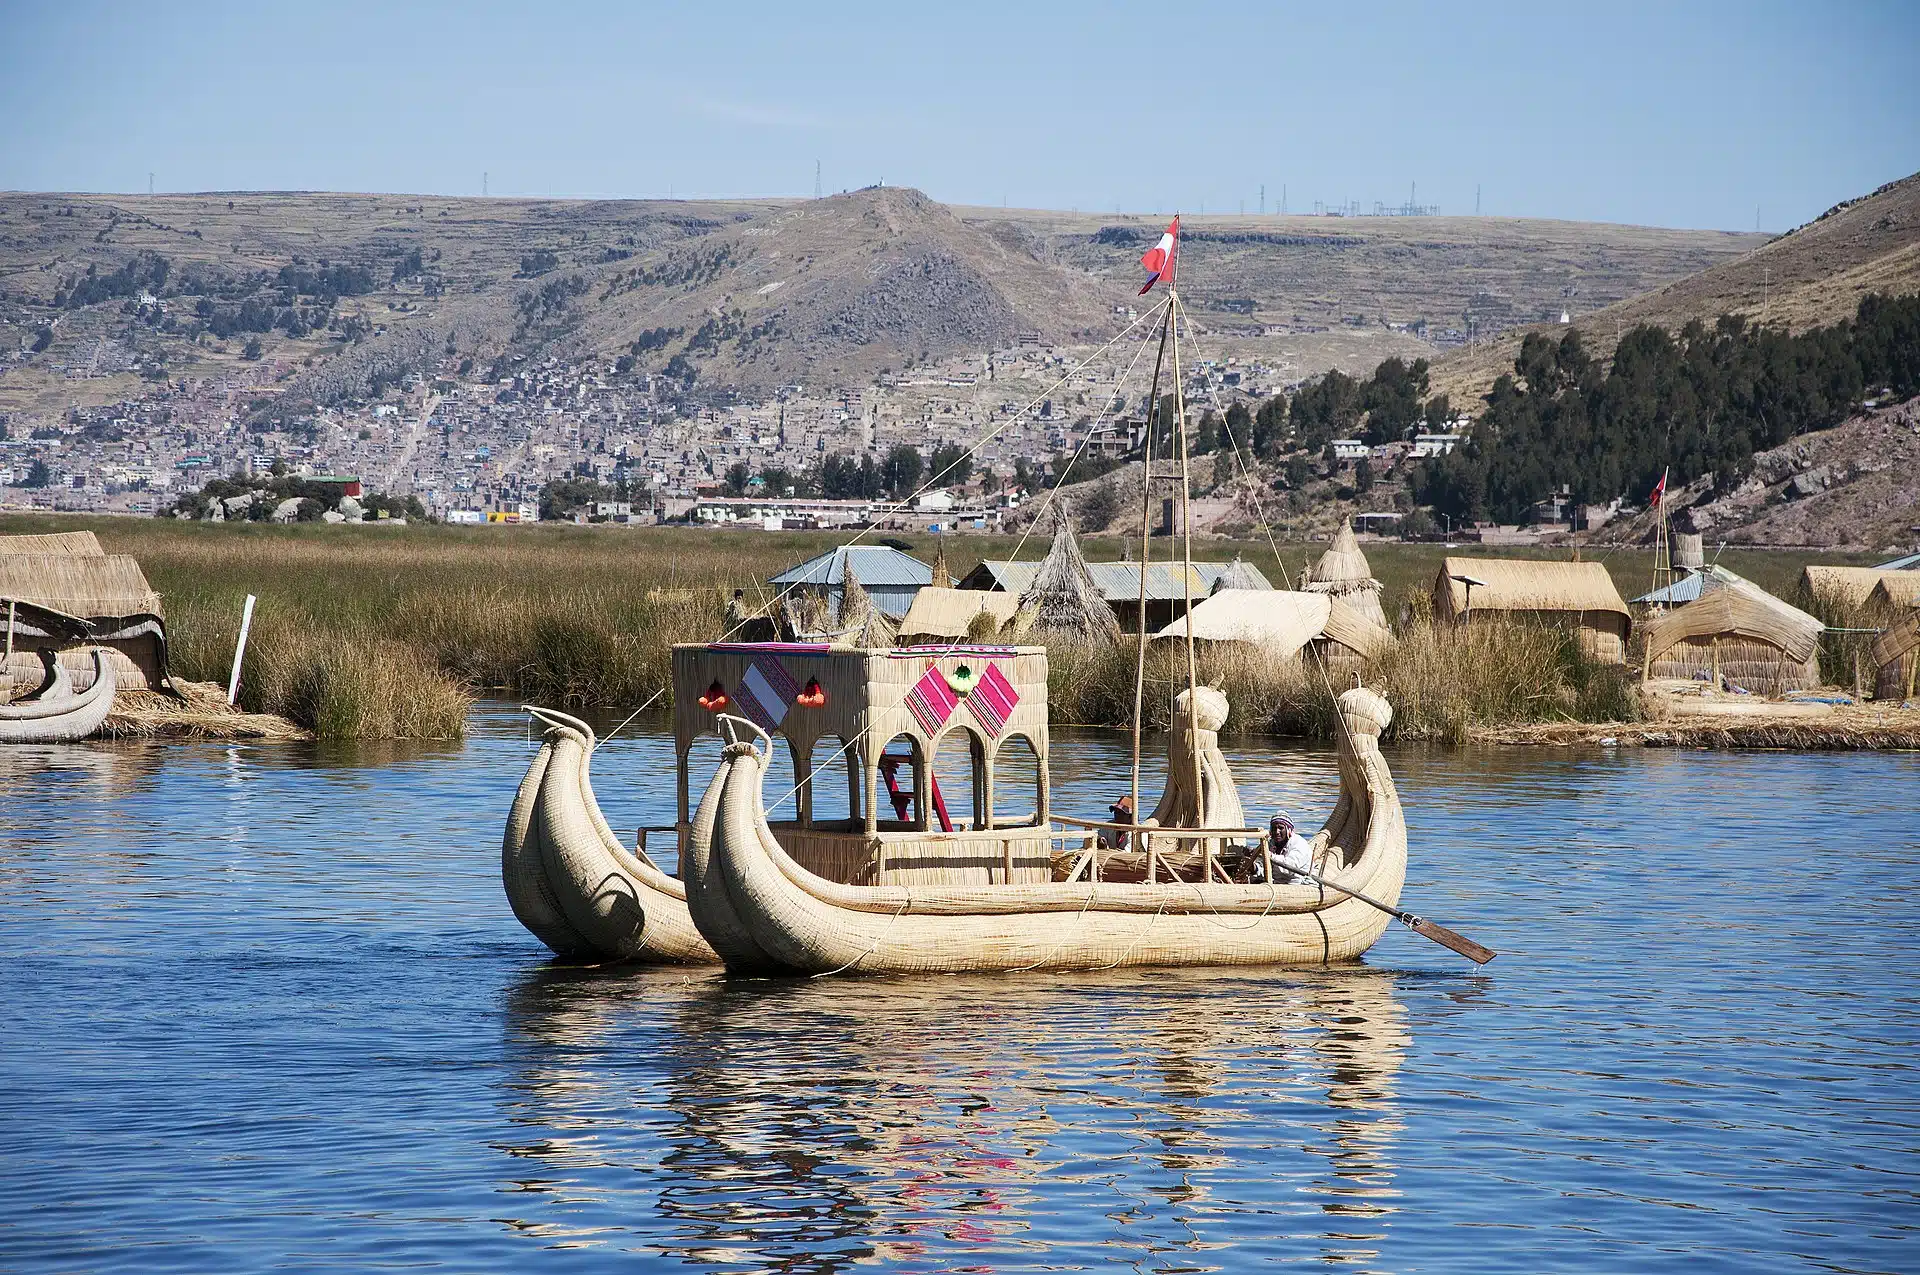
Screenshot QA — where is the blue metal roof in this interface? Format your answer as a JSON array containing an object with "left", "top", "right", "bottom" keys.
[
  {"left": 1873, "top": 553, "right": 1920, "bottom": 571},
  {"left": 769, "top": 545, "right": 932, "bottom": 589}
]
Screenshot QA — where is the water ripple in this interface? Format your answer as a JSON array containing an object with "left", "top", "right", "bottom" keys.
[{"left": 0, "top": 705, "right": 1915, "bottom": 1272}]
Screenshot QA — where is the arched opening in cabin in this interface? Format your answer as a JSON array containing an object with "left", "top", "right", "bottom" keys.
[
  {"left": 929, "top": 726, "right": 987, "bottom": 832},
  {"left": 763, "top": 736, "right": 801, "bottom": 823},
  {"left": 992, "top": 733, "right": 1044, "bottom": 828},
  {"left": 804, "top": 734, "right": 861, "bottom": 829},
  {"left": 873, "top": 732, "right": 926, "bottom": 831}
]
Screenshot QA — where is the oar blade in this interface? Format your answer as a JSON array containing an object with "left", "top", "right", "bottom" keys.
[{"left": 1410, "top": 917, "right": 1497, "bottom": 965}]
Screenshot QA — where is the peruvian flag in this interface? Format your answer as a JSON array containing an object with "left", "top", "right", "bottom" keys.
[
  {"left": 1649, "top": 467, "right": 1668, "bottom": 508},
  {"left": 1138, "top": 217, "right": 1179, "bottom": 294}
]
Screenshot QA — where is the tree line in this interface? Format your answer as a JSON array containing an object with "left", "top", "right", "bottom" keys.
[{"left": 1412, "top": 293, "right": 1920, "bottom": 524}]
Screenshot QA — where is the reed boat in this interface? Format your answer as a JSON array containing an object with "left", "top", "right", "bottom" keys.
[
  {"left": 502, "top": 707, "right": 715, "bottom": 963},
  {"left": 502, "top": 222, "right": 1481, "bottom": 973},
  {"left": 680, "top": 655, "right": 1406, "bottom": 974},
  {"left": 0, "top": 647, "right": 117, "bottom": 744}
]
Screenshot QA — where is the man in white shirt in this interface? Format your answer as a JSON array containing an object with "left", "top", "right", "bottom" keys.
[{"left": 1264, "top": 812, "right": 1315, "bottom": 883}]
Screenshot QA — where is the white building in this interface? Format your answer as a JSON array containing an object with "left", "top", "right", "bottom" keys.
[{"left": 1411, "top": 433, "right": 1466, "bottom": 458}]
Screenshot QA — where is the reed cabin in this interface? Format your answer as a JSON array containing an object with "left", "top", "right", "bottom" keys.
[{"left": 671, "top": 642, "right": 1055, "bottom": 886}]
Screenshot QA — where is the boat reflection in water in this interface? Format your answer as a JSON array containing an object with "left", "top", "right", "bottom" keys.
[{"left": 498, "top": 963, "right": 1414, "bottom": 1269}]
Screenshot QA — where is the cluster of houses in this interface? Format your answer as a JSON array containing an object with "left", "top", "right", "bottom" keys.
[{"left": 743, "top": 524, "right": 1920, "bottom": 706}]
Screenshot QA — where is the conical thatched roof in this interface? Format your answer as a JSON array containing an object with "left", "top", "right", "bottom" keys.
[
  {"left": 1016, "top": 506, "right": 1122, "bottom": 644},
  {"left": 1302, "top": 519, "right": 1385, "bottom": 625},
  {"left": 930, "top": 539, "right": 953, "bottom": 590},
  {"left": 834, "top": 561, "right": 897, "bottom": 648}
]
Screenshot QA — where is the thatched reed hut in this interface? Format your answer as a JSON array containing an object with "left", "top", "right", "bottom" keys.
[
  {"left": 1302, "top": 519, "right": 1386, "bottom": 626},
  {"left": 1151, "top": 590, "right": 1393, "bottom": 680},
  {"left": 1866, "top": 573, "right": 1920, "bottom": 613},
  {"left": 1799, "top": 564, "right": 1914, "bottom": 609},
  {"left": 0, "top": 534, "right": 169, "bottom": 691},
  {"left": 897, "top": 587, "right": 1020, "bottom": 644},
  {"left": 1641, "top": 577, "right": 1825, "bottom": 695},
  {"left": 1012, "top": 512, "right": 1123, "bottom": 645},
  {"left": 1870, "top": 607, "right": 1919, "bottom": 703},
  {"left": 1431, "top": 557, "right": 1632, "bottom": 663}
]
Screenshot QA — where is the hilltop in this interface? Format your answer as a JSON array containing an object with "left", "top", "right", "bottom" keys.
[
  {"left": 1431, "top": 171, "right": 1920, "bottom": 405},
  {"left": 0, "top": 187, "right": 1764, "bottom": 418}
]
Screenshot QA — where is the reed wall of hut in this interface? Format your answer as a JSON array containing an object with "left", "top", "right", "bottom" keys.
[
  {"left": 1871, "top": 610, "right": 1920, "bottom": 703},
  {"left": 1430, "top": 557, "right": 1632, "bottom": 663}
]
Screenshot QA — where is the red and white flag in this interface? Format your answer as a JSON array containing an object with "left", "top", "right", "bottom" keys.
[
  {"left": 1649, "top": 467, "right": 1668, "bottom": 508},
  {"left": 1138, "top": 216, "right": 1179, "bottom": 294}
]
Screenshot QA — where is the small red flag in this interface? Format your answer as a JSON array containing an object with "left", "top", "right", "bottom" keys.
[
  {"left": 1649, "top": 467, "right": 1668, "bottom": 508},
  {"left": 1138, "top": 217, "right": 1179, "bottom": 294}
]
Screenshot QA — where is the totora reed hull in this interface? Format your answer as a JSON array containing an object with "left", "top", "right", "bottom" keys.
[
  {"left": 687, "top": 688, "right": 1408, "bottom": 976},
  {"left": 502, "top": 709, "right": 716, "bottom": 964}
]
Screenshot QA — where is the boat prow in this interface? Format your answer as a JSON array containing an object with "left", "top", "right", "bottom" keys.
[
  {"left": 501, "top": 707, "right": 717, "bottom": 964},
  {"left": 0, "top": 648, "right": 116, "bottom": 744},
  {"left": 691, "top": 688, "right": 1408, "bottom": 975}
]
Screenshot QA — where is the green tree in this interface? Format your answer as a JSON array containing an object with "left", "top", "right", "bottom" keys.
[
  {"left": 881, "top": 444, "right": 924, "bottom": 500},
  {"left": 1252, "top": 395, "right": 1288, "bottom": 457},
  {"left": 1193, "top": 411, "right": 1219, "bottom": 455},
  {"left": 1355, "top": 457, "right": 1375, "bottom": 494},
  {"left": 21, "top": 459, "right": 51, "bottom": 488},
  {"left": 241, "top": 337, "right": 264, "bottom": 360},
  {"left": 722, "top": 461, "right": 753, "bottom": 496},
  {"left": 1284, "top": 455, "right": 1311, "bottom": 490},
  {"left": 928, "top": 441, "right": 973, "bottom": 486},
  {"left": 1360, "top": 356, "right": 1428, "bottom": 445}
]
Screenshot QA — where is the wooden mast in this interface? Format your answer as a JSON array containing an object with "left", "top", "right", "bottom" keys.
[
  {"left": 1169, "top": 275, "right": 1205, "bottom": 869},
  {"left": 1129, "top": 297, "right": 1173, "bottom": 882}
]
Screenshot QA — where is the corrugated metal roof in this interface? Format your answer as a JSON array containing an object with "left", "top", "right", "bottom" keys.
[
  {"left": 964, "top": 559, "right": 1271, "bottom": 603},
  {"left": 1632, "top": 566, "right": 1728, "bottom": 606},
  {"left": 1874, "top": 552, "right": 1920, "bottom": 571},
  {"left": 770, "top": 546, "right": 933, "bottom": 588}
]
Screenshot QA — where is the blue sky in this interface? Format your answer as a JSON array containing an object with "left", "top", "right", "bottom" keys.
[{"left": 4, "top": 0, "right": 1915, "bottom": 230}]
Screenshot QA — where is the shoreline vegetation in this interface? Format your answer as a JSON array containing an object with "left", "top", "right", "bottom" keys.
[{"left": 2, "top": 515, "right": 1905, "bottom": 744}]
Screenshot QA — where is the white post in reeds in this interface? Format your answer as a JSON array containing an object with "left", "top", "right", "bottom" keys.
[{"left": 227, "top": 594, "right": 257, "bottom": 705}]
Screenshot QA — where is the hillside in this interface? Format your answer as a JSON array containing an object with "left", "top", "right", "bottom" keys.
[
  {"left": 1590, "top": 395, "right": 1920, "bottom": 553},
  {"left": 961, "top": 205, "right": 1763, "bottom": 340},
  {"left": 0, "top": 187, "right": 1765, "bottom": 419},
  {"left": 1431, "top": 171, "right": 1920, "bottom": 406}
]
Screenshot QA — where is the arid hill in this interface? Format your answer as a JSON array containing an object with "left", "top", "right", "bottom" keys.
[
  {"left": 0, "top": 185, "right": 1767, "bottom": 414},
  {"left": 1431, "top": 171, "right": 1920, "bottom": 406}
]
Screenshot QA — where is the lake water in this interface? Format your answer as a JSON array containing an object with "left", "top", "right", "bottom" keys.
[{"left": 3, "top": 704, "right": 1916, "bottom": 1273}]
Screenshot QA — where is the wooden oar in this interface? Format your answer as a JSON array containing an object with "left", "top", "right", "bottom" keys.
[{"left": 1298, "top": 868, "right": 1497, "bottom": 965}]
